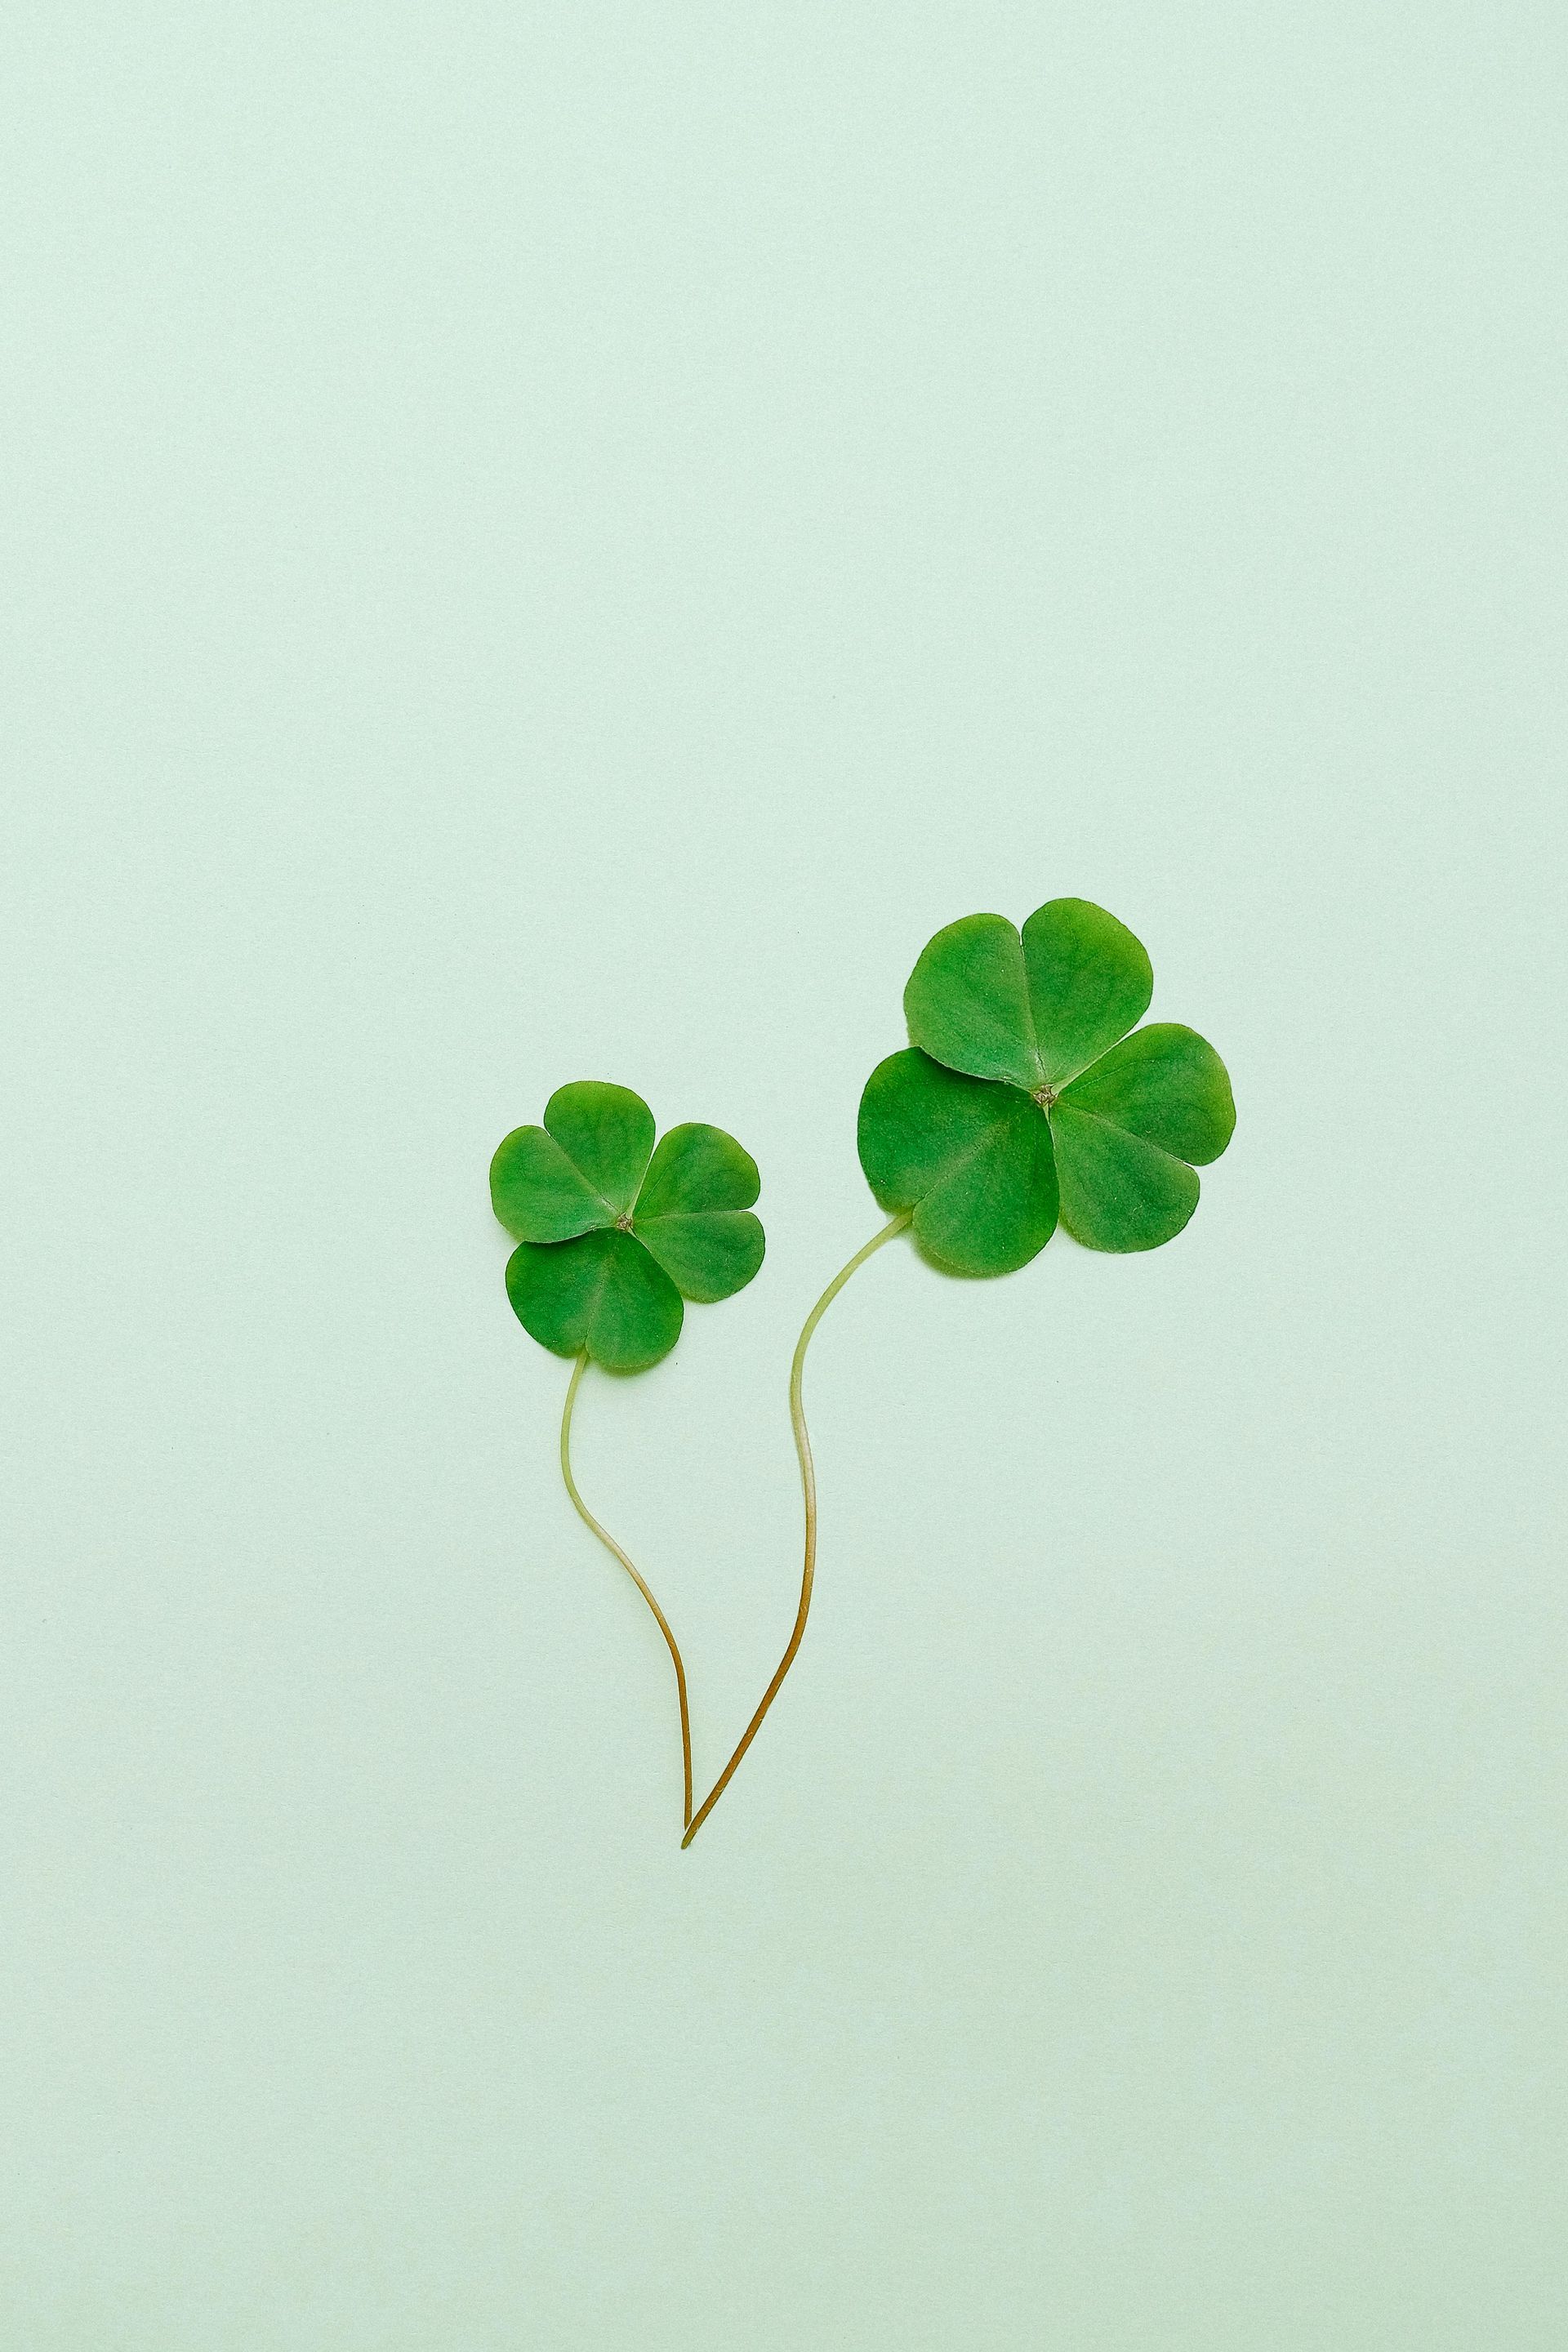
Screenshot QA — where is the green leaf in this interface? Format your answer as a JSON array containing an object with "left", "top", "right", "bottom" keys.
[
  {"left": 629, "top": 1120, "right": 765, "bottom": 1302},
  {"left": 542, "top": 1081, "right": 655, "bottom": 1217},
  {"left": 635, "top": 1210, "right": 765, "bottom": 1302},
  {"left": 1049, "top": 1102, "right": 1199, "bottom": 1252},
  {"left": 490, "top": 1125, "right": 610, "bottom": 1243},
  {"left": 1059, "top": 1022, "right": 1236, "bottom": 1165},
  {"left": 505, "top": 1229, "right": 684, "bottom": 1371},
  {"left": 634, "top": 1122, "right": 760, "bottom": 1218},
  {"left": 1022, "top": 899, "right": 1152, "bottom": 1085},
  {"left": 858, "top": 1049, "right": 1058, "bottom": 1276},
  {"left": 903, "top": 913, "right": 1042, "bottom": 1089}
]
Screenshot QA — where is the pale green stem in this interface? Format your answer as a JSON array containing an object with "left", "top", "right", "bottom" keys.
[
  {"left": 682, "top": 1211, "right": 912, "bottom": 1848},
  {"left": 560, "top": 1350, "right": 694, "bottom": 1830}
]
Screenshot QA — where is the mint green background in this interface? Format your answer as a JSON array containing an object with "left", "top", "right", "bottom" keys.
[{"left": 2, "top": 7, "right": 1563, "bottom": 2347}]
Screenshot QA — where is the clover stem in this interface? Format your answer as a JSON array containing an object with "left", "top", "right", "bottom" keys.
[
  {"left": 560, "top": 1350, "right": 694, "bottom": 1830},
  {"left": 681, "top": 1209, "right": 912, "bottom": 1849}
]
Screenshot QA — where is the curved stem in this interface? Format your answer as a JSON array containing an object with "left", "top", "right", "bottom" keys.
[
  {"left": 560, "top": 1351, "right": 694, "bottom": 1830},
  {"left": 682, "top": 1211, "right": 911, "bottom": 1848}
]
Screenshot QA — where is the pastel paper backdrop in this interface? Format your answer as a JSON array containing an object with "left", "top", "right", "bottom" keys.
[{"left": 1, "top": 7, "right": 1560, "bottom": 2350}]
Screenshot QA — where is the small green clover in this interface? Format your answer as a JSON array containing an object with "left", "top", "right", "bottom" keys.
[
  {"left": 858, "top": 898, "right": 1236, "bottom": 1269},
  {"left": 492, "top": 1080, "right": 765, "bottom": 1834},
  {"left": 492, "top": 1080, "right": 765, "bottom": 1371}
]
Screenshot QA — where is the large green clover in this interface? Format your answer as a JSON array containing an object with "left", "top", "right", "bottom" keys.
[
  {"left": 858, "top": 898, "right": 1235, "bottom": 1270},
  {"left": 684, "top": 900, "right": 1237, "bottom": 1846},
  {"left": 492, "top": 1080, "right": 764, "bottom": 1371}
]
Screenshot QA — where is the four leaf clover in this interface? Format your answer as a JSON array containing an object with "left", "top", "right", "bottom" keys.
[
  {"left": 858, "top": 898, "right": 1235, "bottom": 1271},
  {"left": 492, "top": 1081, "right": 764, "bottom": 1371}
]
